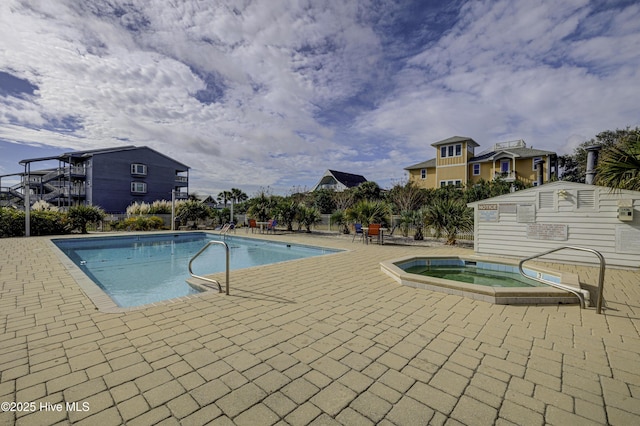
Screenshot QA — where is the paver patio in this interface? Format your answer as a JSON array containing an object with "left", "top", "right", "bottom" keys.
[{"left": 0, "top": 231, "right": 639, "bottom": 425}]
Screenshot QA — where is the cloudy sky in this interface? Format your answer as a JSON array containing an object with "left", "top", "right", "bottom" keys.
[{"left": 1, "top": 0, "right": 639, "bottom": 196}]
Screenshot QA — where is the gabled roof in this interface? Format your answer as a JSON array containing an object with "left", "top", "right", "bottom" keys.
[
  {"left": 312, "top": 169, "right": 367, "bottom": 191},
  {"left": 404, "top": 158, "right": 436, "bottom": 170},
  {"left": 431, "top": 136, "right": 480, "bottom": 148},
  {"left": 326, "top": 170, "right": 367, "bottom": 188}
]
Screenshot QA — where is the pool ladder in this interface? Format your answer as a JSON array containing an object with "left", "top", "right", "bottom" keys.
[
  {"left": 188, "top": 241, "right": 230, "bottom": 295},
  {"left": 518, "top": 246, "right": 606, "bottom": 314}
]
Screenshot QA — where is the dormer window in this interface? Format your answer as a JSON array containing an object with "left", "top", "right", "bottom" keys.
[{"left": 131, "top": 163, "right": 147, "bottom": 175}]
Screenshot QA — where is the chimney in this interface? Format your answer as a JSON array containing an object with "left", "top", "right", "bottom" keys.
[
  {"left": 585, "top": 145, "right": 602, "bottom": 185},
  {"left": 535, "top": 159, "right": 545, "bottom": 186}
]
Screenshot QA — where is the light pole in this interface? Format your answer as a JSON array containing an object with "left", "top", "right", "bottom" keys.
[
  {"left": 171, "top": 189, "right": 176, "bottom": 231},
  {"left": 24, "top": 163, "right": 30, "bottom": 237}
]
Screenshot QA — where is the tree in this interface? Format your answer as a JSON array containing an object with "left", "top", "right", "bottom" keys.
[
  {"left": 353, "top": 181, "right": 382, "bottom": 202},
  {"left": 312, "top": 189, "right": 336, "bottom": 214},
  {"left": 275, "top": 199, "right": 298, "bottom": 231},
  {"left": 175, "top": 200, "right": 210, "bottom": 227},
  {"left": 217, "top": 191, "right": 232, "bottom": 207},
  {"left": 423, "top": 198, "right": 473, "bottom": 245},
  {"left": 463, "top": 178, "right": 527, "bottom": 203},
  {"left": 559, "top": 128, "right": 638, "bottom": 182},
  {"left": 67, "top": 205, "right": 105, "bottom": 234},
  {"left": 230, "top": 188, "right": 248, "bottom": 204},
  {"left": 296, "top": 204, "right": 322, "bottom": 233},
  {"left": 596, "top": 129, "right": 640, "bottom": 191},
  {"left": 246, "top": 190, "right": 278, "bottom": 222},
  {"left": 333, "top": 190, "right": 355, "bottom": 211},
  {"left": 345, "top": 200, "right": 391, "bottom": 226},
  {"left": 330, "top": 210, "right": 350, "bottom": 234},
  {"left": 387, "top": 181, "right": 427, "bottom": 213}
]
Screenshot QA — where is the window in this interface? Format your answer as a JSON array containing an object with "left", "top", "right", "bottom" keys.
[
  {"left": 131, "top": 163, "right": 147, "bottom": 175},
  {"left": 440, "top": 144, "right": 463, "bottom": 158},
  {"left": 440, "top": 180, "right": 462, "bottom": 187},
  {"left": 420, "top": 169, "right": 427, "bottom": 179},
  {"left": 131, "top": 182, "right": 147, "bottom": 193},
  {"left": 532, "top": 157, "right": 542, "bottom": 170},
  {"left": 473, "top": 164, "right": 480, "bottom": 176}
]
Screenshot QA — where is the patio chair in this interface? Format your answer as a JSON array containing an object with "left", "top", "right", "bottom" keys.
[
  {"left": 247, "top": 219, "right": 257, "bottom": 233},
  {"left": 266, "top": 219, "right": 277, "bottom": 234},
  {"left": 352, "top": 223, "right": 364, "bottom": 242},
  {"left": 367, "top": 223, "right": 382, "bottom": 244}
]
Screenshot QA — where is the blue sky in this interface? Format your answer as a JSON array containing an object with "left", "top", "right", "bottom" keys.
[{"left": 1, "top": 0, "right": 639, "bottom": 196}]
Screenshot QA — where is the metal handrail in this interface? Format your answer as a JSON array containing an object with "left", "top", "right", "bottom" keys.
[
  {"left": 188, "top": 240, "right": 230, "bottom": 295},
  {"left": 518, "top": 246, "right": 606, "bottom": 314}
]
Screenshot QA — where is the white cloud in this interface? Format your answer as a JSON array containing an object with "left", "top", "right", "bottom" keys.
[{"left": 1, "top": 0, "right": 639, "bottom": 196}]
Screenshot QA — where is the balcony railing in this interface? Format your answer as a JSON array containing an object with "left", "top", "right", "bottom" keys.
[
  {"left": 494, "top": 171, "right": 517, "bottom": 181},
  {"left": 175, "top": 176, "right": 188, "bottom": 183}
]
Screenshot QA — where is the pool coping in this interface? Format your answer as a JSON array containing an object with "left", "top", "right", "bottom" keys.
[
  {"left": 380, "top": 254, "right": 588, "bottom": 306},
  {"left": 47, "top": 231, "right": 346, "bottom": 312}
]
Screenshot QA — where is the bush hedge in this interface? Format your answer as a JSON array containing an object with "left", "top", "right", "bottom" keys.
[{"left": 0, "top": 207, "right": 166, "bottom": 238}]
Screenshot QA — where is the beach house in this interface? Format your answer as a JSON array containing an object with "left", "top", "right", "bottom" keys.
[{"left": 405, "top": 136, "right": 557, "bottom": 189}]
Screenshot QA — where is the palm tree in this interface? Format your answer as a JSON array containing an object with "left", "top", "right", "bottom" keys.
[
  {"left": 330, "top": 210, "right": 350, "bottom": 234},
  {"left": 296, "top": 204, "right": 322, "bottom": 233},
  {"left": 596, "top": 131, "right": 640, "bottom": 191},
  {"left": 217, "top": 191, "right": 232, "bottom": 207},
  {"left": 275, "top": 199, "right": 298, "bottom": 231},
  {"left": 345, "top": 200, "right": 390, "bottom": 226},
  {"left": 230, "top": 188, "right": 248, "bottom": 204},
  {"left": 423, "top": 198, "right": 473, "bottom": 245},
  {"left": 67, "top": 205, "right": 105, "bottom": 234},
  {"left": 247, "top": 191, "right": 277, "bottom": 222}
]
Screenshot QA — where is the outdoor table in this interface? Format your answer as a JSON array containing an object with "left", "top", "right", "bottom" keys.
[{"left": 362, "top": 227, "right": 386, "bottom": 245}]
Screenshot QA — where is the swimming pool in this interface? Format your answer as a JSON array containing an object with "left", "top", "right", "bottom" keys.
[
  {"left": 53, "top": 233, "right": 339, "bottom": 308},
  {"left": 381, "top": 255, "right": 589, "bottom": 305}
]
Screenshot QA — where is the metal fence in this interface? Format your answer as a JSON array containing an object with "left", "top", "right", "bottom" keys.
[{"left": 89, "top": 213, "right": 474, "bottom": 241}]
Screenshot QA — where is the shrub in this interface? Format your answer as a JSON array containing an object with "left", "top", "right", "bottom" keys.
[
  {"left": 0, "top": 208, "right": 25, "bottom": 237},
  {"left": 114, "top": 215, "right": 165, "bottom": 231},
  {"left": 30, "top": 210, "right": 68, "bottom": 236},
  {"left": 68, "top": 205, "right": 106, "bottom": 234},
  {"left": 423, "top": 198, "right": 473, "bottom": 245}
]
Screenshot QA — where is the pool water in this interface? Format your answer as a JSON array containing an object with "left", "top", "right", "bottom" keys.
[
  {"left": 404, "top": 265, "right": 546, "bottom": 288},
  {"left": 53, "top": 233, "right": 338, "bottom": 307}
]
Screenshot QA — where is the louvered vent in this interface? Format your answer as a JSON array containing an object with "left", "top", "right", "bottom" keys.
[
  {"left": 577, "top": 190, "right": 595, "bottom": 209},
  {"left": 539, "top": 191, "right": 555, "bottom": 209}
]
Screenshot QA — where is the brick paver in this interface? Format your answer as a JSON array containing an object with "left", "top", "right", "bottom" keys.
[{"left": 1, "top": 231, "right": 639, "bottom": 424}]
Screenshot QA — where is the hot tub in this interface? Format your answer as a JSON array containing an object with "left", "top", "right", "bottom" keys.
[{"left": 381, "top": 255, "right": 589, "bottom": 306}]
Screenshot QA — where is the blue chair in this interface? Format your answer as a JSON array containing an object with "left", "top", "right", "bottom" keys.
[
  {"left": 352, "top": 223, "right": 364, "bottom": 242},
  {"left": 266, "top": 219, "right": 277, "bottom": 234}
]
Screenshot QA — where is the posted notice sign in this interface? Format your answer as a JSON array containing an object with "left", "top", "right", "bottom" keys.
[{"left": 478, "top": 204, "right": 499, "bottom": 222}]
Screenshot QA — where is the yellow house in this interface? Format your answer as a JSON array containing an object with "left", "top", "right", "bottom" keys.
[{"left": 405, "top": 136, "right": 557, "bottom": 189}]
